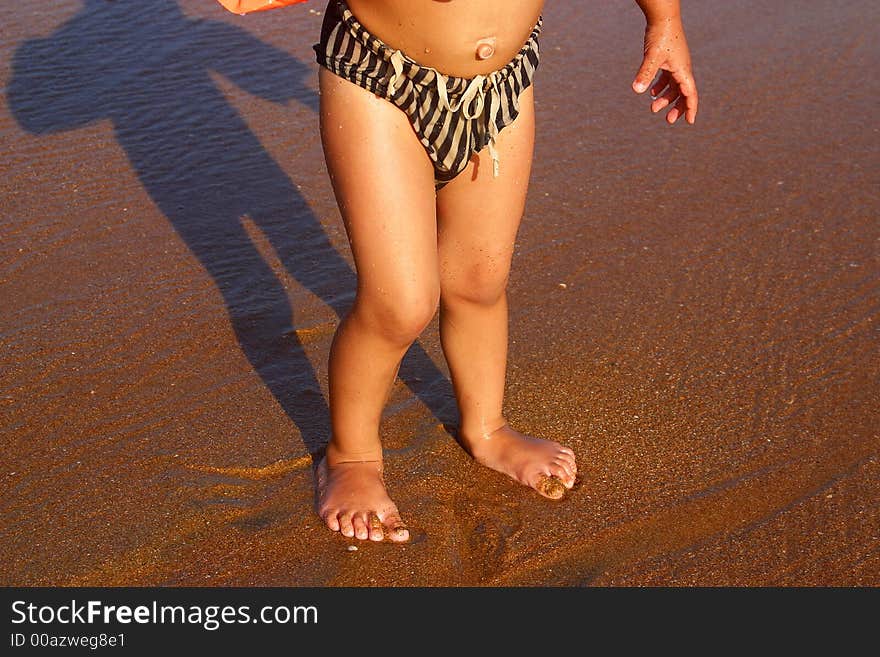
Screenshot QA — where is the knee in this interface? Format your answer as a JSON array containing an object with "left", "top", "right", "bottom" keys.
[
  {"left": 356, "top": 284, "right": 440, "bottom": 345},
  {"left": 441, "top": 261, "right": 510, "bottom": 307}
]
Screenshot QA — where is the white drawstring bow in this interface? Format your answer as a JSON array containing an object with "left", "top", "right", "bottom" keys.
[{"left": 387, "top": 49, "right": 503, "bottom": 178}]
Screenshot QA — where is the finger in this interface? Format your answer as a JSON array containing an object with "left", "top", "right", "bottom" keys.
[
  {"left": 632, "top": 48, "right": 662, "bottom": 93},
  {"left": 673, "top": 71, "right": 699, "bottom": 124},
  {"left": 684, "top": 82, "right": 699, "bottom": 124},
  {"left": 651, "top": 82, "right": 680, "bottom": 113},
  {"left": 666, "top": 97, "right": 685, "bottom": 124},
  {"left": 650, "top": 70, "right": 672, "bottom": 97}
]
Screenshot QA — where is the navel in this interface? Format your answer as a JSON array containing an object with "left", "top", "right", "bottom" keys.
[{"left": 475, "top": 36, "right": 496, "bottom": 60}]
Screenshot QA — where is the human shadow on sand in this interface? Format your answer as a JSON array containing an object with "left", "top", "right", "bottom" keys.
[{"left": 8, "top": 0, "right": 455, "bottom": 456}]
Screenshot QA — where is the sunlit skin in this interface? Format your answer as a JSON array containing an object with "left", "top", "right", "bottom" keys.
[{"left": 315, "top": 0, "right": 699, "bottom": 542}]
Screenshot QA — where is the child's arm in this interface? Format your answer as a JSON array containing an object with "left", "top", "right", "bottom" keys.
[{"left": 631, "top": 0, "right": 699, "bottom": 124}]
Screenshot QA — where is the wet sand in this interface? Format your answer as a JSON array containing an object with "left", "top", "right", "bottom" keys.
[{"left": 1, "top": 0, "right": 877, "bottom": 586}]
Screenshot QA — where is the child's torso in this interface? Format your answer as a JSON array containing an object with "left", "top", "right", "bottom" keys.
[{"left": 346, "top": 0, "right": 545, "bottom": 77}]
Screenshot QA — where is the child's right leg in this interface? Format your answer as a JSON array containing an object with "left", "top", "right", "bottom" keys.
[{"left": 315, "top": 67, "right": 439, "bottom": 542}]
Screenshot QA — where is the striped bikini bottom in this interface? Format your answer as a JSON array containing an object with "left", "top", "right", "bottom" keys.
[{"left": 313, "top": 0, "right": 542, "bottom": 189}]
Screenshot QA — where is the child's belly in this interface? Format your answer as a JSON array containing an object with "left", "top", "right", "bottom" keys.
[{"left": 346, "top": 0, "right": 545, "bottom": 77}]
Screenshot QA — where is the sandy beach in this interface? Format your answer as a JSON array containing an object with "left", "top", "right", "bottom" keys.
[{"left": 1, "top": 0, "right": 877, "bottom": 586}]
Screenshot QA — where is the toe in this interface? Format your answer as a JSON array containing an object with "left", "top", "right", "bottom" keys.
[
  {"left": 550, "top": 462, "right": 575, "bottom": 488},
  {"left": 368, "top": 513, "right": 384, "bottom": 542},
  {"left": 381, "top": 512, "right": 410, "bottom": 543},
  {"left": 557, "top": 448, "right": 577, "bottom": 468},
  {"left": 559, "top": 445, "right": 576, "bottom": 458},
  {"left": 553, "top": 458, "right": 576, "bottom": 486},
  {"left": 352, "top": 514, "right": 369, "bottom": 540},
  {"left": 339, "top": 513, "right": 355, "bottom": 538},
  {"left": 557, "top": 452, "right": 578, "bottom": 480},
  {"left": 535, "top": 474, "right": 566, "bottom": 500},
  {"left": 322, "top": 510, "right": 341, "bottom": 532}
]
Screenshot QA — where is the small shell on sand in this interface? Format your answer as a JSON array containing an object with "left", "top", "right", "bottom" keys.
[{"left": 347, "top": 545, "right": 358, "bottom": 552}]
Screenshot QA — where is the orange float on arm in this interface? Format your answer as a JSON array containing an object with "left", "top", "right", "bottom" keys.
[{"left": 216, "top": 0, "right": 307, "bottom": 15}]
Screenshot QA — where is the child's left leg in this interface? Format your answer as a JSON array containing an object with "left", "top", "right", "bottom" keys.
[{"left": 436, "top": 85, "right": 577, "bottom": 499}]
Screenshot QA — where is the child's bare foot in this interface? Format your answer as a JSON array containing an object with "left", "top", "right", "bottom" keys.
[
  {"left": 458, "top": 422, "right": 578, "bottom": 499},
  {"left": 315, "top": 455, "right": 410, "bottom": 542}
]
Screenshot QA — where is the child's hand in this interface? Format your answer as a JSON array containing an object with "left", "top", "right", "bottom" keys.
[{"left": 631, "top": 17, "right": 698, "bottom": 124}]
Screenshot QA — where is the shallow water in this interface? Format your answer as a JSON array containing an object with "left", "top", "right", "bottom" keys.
[{"left": 1, "top": 0, "right": 878, "bottom": 585}]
